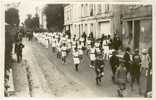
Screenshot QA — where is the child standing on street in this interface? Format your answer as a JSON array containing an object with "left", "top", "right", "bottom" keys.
[{"left": 115, "top": 59, "right": 127, "bottom": 97}]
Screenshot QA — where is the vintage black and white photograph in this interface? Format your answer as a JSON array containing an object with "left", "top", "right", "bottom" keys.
[{"left": 3, "top": 1, "right": 152, "bottom": 98}]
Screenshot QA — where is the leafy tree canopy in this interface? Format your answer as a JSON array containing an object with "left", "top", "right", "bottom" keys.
[
  {"left": 24, "top": 14, "right": 40, "bottom": 32},
  {"left": 5, "top": 7, "right": 20, "bottom": 26},
  {"left": 43, "top": 4, "right": 64, "bottom": 31}
]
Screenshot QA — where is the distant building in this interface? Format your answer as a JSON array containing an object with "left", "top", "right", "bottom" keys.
[
  {"left": 37, "top": 7, "right": 47, "bottom": 30},
  {"left": 64, "top": 4, "right": 152, "bottom": 51},
  {"left": 121, "top": 5, "right": 152, "bottom": 51},
  {"left": 64, "top": 4, "right": 121, "bottom": 38}
]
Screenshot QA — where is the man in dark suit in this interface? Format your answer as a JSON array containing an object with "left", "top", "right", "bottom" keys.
[
  {"left": 123, "top": 47, "right": 131, "bottom": 82},
  {"left": 15, "top": 40, "right": 24, "bottom": 62},
  {"left": 131, "top": 49, "right": 141, "bottom": 91},
  {"left": 110, "top": 50, "right": 119, "bottom": 83}
]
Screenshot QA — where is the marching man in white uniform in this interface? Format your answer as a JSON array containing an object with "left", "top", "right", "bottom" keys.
[
  {"left": 56, "top": 38, "right": 61, "bottom": 59},
  {"left": 45, "top": 34, "right": 49, "bottom": 48},
  {"left": 79, "top": 36, "right": 85, "bottom": 51},
  {"left": 51, "top": 36, "right": 56, "bottom": 52},
  {"left": 89, "top": 44, "right": 96, "bottom": 68},
  {"left": 78, "top": 41, "right": 83, "bottom": 60},
  {"left": 102, "top": 38, "right": 109, "bottom": 60},
  {"left": 72, "top": 38, "right": 77, "bottom": 52},
  {"left": 61, "top": 43, "right": 67, "bottom": 64},
  {"left": 87, "top": 38, "right": 92, "bottom": 55},
  {"left": 95, "top": 40, "right": 101, "bottom": 55},
  {"left": 67, "top": 37, "right": 72, "bottom": 54},
  {"left": 73, "top": 48, "right": 80, "bottom": 71}
]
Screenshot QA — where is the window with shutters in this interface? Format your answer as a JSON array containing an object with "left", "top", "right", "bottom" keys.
[
  {"left": 97, "top": 4, "right": 102, "bottom": 14},
  {"left": 90, "top": 4, "right": 93, "bottom": 16},
  {"left": 105, "top": 5, "right": 109, "bottom": 13}
]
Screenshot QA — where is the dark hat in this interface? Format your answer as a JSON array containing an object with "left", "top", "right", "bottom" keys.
[
  {"left": 74, "top": 47, "right": 78, "bottom": 51},
  {"left": 126, "top": 47, "right": 130, "bottom": 51}
]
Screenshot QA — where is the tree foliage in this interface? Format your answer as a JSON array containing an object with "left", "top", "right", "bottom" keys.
[
  {"left": 5, "top": 25, "right": 14, "bottom": 70},
  {"left": 5, "top": 7, "right": 19, "bottom": 72},
  {"left": 32, "top": 14, "right": 40, "bottom": 30},
  {"left": 43, "top": 4, "right": 64, "bottom": 31},
  {"left": 24, "top": 14, "right": 33, "bottom": 31},
  {"left": 5, "top": 8, "right": 20, "bottom": 26},
  {"left": 24, "top": 14, "right": 40, "bottom": 32}
]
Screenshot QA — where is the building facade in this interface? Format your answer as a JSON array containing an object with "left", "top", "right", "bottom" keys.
[
  {"left": 121, "top": 5, "right": 152, "bottom": 51},
  {"left": 64, "top": 4, "right": 152, "bottom": 51},
  {"left": 36, "top": 7, "right": 47, "bottom": 29},
  {"left": 64, "top": 4, "right": 121, "bottom": 38}
]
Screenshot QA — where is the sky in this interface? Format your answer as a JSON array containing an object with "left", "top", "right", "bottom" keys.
[{"left": 5, "top": 0, "right": 46, "bottom": 25}]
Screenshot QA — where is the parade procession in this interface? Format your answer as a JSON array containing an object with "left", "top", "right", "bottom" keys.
[
  {"left": 32, "top": 30, "right": 152, "bottom": 97},
  {"left": 3, "top": 2, "right": 152, "bottom": 98}
]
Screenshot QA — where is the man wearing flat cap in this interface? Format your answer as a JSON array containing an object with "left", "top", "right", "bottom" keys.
[
  {"left": 131, "top": 49, "right": 141, "bottom": 92},
  {"left": 110, "top": 49, "right": 119, "bottom": 83}
]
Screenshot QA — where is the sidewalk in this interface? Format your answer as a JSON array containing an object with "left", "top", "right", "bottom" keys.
[{"left": 11, "top": 59, "right": 30, "bottom": 97}]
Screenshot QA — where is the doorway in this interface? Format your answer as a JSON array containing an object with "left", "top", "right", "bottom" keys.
[
  {"left": 127, "top": 21, "right": 132, "bottom": 44},
  {"left": 133, "top": 20, "right": 140, "bottom": 49}
]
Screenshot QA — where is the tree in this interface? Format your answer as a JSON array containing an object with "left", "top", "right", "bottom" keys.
[
  {"left": 5, "top": 7, "right": 19, "bottom": 75},
  {"left": 24, "top": 14, "right": 40, "bottom": 32},
  {"left": 5, "top": 8, "right": 20, "bottom": 26},
  {"left": 24, "top": 14, "right": 33, "bottom": 32},
  {"left": 32, "top": 14, "right": 40, "bottom": 31},
  {"left": 43, "top": 4, "right": 64, "bottom": 32}
]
